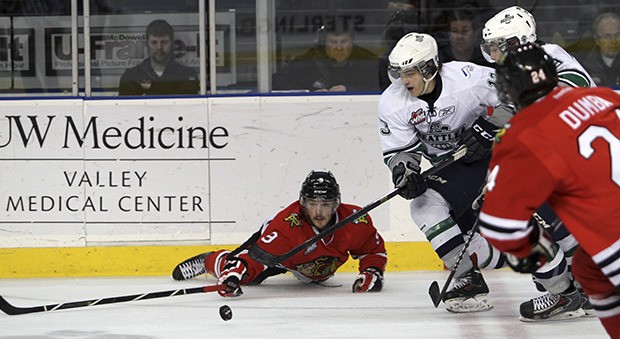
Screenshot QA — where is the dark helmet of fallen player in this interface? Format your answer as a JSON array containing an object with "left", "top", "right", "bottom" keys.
[
  {"left": 496, "top": 42, "right": 558, "bottom": 109},
  {"left": 299, "top": 170, "right": 341, "bottom": 208}
]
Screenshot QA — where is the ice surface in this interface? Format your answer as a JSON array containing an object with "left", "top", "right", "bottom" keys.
[{"left": 0, "top": 270, "right": 607, "bottom": 338}]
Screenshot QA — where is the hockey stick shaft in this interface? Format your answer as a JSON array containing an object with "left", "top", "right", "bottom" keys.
[
  {"left": 0, "top": 284, "right": 225, "bottom": 315},
  {"left": 229, "top": 228, "right": 262, "bottom": 257},
  {"left": 249, "top": 145, "right": 468, "bottom": 267},
  {"left": 428, "top": 210, "right": 557, "bottom": 307}
]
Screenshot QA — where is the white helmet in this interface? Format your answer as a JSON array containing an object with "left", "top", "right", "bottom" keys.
[
  {"left": 481, "top": 6, "right": 537, "bottom": 63},
  {"left": 388, "top": 32, "right": 440, "bottom": 83}
]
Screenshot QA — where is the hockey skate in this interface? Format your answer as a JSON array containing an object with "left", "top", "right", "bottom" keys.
[
  {"left": 172, "top": 252, "right": 212, "bottom": 281},
  {"left": 578, "top": 289, "right": 596, "bottom": 317},
  {"left": 519, "top": 286, "right": 585, "bottom": 322},
  {"left": 442, "top": 267, "right": 493, "bottom": 313}
]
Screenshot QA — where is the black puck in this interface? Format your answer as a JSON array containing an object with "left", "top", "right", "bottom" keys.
[{"left": 219, "top": 305, "right": 233, "bottom": 321}]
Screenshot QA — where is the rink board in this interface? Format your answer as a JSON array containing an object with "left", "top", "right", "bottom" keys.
[
  {"left": 0, "top": 242, "right": 442, "bottom": 278},
  {"left": 0, "top": 95, "right": 427, "bottom": 248},
  {"left": 0, "top": 95, "right": 444, "bottom": 278}
]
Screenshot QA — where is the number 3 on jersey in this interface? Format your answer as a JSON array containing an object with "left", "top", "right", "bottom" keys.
[{"left": 261, "top": 231, "right": 278, "bottom": 244}]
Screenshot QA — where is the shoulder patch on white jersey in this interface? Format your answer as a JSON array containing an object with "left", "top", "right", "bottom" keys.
[{"left": 409, "top": 108, "right": 427, "bottom": 125}]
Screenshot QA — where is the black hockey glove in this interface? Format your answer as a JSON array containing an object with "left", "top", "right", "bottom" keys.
[
  {"left": 459, "top": 116, "right": 499, "bottom": 164},
  {"left": 217, "top": 258, "right": 248, "bottom": 297},
  {"left": 352, "top": 267, "right": 384, "bottom": 293},
  {"left": 505, "top": 220, "right": 559, "bottom": 274},
  {"left": 392, "top": 161, "right": 427, "bottom": 200}
]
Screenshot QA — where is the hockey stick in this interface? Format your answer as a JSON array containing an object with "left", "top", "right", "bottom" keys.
[
  {"left": 0, "top": 284, "right": 225, "bottom": 315},
  {"left": 249, "top": 145, "right": 468, "bottom": 267},
  {"left": 428, "top": 221, "right": 478, "bottom": 307},
  {"left": 427, "top": 195, "right": 557, "bottom": 306},
  {"left": 230, "top": 229, "right": 261, "bottom": 257},
  {"left": 427, "top": 210, "right": 560, "bottom": 306}
]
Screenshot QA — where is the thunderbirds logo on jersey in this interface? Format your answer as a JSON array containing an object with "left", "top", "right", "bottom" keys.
[{"left": 285, "top": 213, "right": 302, "bottom": 228}]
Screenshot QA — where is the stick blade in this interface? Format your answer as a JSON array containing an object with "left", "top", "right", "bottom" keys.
[
  {"left": 0, "top": 296, "right": 43, "bottom": 315},
  {"left": 428, "top": 281, "right": 442, "bottom": 308}
]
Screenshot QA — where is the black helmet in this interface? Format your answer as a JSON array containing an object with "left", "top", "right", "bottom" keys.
[
  {"left": 496, "top": 42, "right": 558, "bottom": 109},
  {"left": 300, "top": 171, "right": 341, "bottom": 202}
]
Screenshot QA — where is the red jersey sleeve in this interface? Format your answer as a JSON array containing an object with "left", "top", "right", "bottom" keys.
[{"left": 340, "top": 205, "right": 388, "bottom": 273}]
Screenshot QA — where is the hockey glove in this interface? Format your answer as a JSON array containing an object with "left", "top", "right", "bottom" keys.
[
  {"left": 217, "top": 258, "right": 248, "bottom": 297},
  {"left": 352, "top": 267, "right": 384, "bottom": 293},
  {"left": 392, "top": 162, "right": 427, "bottom": 200},
  {"left": 459, "top": 116, "right": 499, "bottom": 164},
  {"left": 505, "top": 220, "right": 559, "bottom": 274}
]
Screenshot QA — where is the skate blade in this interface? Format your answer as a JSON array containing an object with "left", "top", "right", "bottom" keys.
[
  {"left": 445, "top": 294, "right": 493, "bottom": 313},
  {"left": 582, "top": 308, "right": 597, "bottom": 317},
  {"left": 519, "top": 308, "right": 586, "bottom": 322}
]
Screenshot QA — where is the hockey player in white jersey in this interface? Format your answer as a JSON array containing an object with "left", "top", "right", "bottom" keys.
[
  {"left": 480, "top": 5, "right": 595, "bottom": 322},
  {"left": 379, "top": 32, "right": 512, "bottom": 313},
  {"left": 482, "top": 6, "right": 594, "bottom": 88}
]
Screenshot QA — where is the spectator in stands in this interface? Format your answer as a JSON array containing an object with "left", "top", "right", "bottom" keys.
[
  {"left": 118, "top": 19, "right": 199, "bottom": 96},
  {"left": 437, "top": 5, "right": 494, "bottom": 68},
  {"left": 272, "top": 17, "right": 380, "bottom": 92},
  {"left": 581, "top": 12, "right": 620, "bottom": 87}
]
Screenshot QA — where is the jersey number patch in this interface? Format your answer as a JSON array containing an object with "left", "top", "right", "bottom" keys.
[
  {"left": 260, "top": 231, "right": 278, "bottom": 244},
  {"left": 530, "top": 69, "right": 547, "bottom": 83},
  {"left": 578, "top": 125, "right": 620, "bottom": 187}
]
